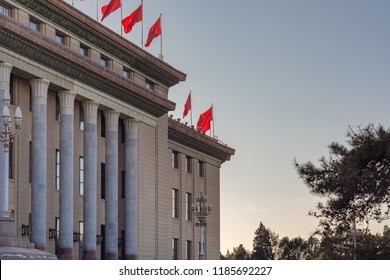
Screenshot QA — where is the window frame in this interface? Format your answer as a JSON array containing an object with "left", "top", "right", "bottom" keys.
[
  {"left": 0, "top": 4, "right": 11, "bottom": 17},
  {"left": 185, "top": 192, "right": 192, "bottom": 221},
  {"left": 99, "top": 55, "right": 109, "bottom": 68},
  {"left": 198, "top": 160, "right": 204, "bottom": 177},
  {"left": 101, "top": 162, "right": 106, "bottom": 199},
  {"left": 55, "top": 149, "right": 60, "bottom": 190},
  {"left": 172, "top": 238, "right": 179, "bottom": 260},
  {"left": 79, "top": 44, "right": 89, "bottom": 57},
  {"left": 29, "top": 17, "right": 41, "bottom": 32},
  {"left": 55, "top": 31, "right": 66, "bottom": 45},
  {"left": 172, "top": 188, "right": 179, "bottom": 218},
  {"left": 185, "top": 156, "right": 192, "bottom": 173},
  {"left": 172, "top": 151, "right": 179, "bottom": 169},
  {"left": 79, "top": 156, "right": 84, "bottom": 195}
]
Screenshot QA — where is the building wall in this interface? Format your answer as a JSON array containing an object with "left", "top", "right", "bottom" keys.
[
  {"left": 0, "top": 0, "right": 229, "bottom": 260},
  {"left": 168, "top": 140, "right": 222, "bottom": 260}
]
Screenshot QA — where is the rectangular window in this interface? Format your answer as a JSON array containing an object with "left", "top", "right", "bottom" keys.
[
  {"left": 172, "top": 189, "right": 179, "bottom": 218},
  {"left": 198, "top": 161, "right": 204, "bottom": 177},
  {"left": 100, "top": 224, "right": 105, "bottom": 260},
  {"left": 29, "top": 17, "right": 40, "bottom": 32},
  {"left": 185, "top": 156, "right": 192, "bottom": 173},
  {"left": 145, "top": 80, "right": 153, "bottom": 90},
  {"left": 29, "top": 142, "right": 32, "bottom": 183},
  {"left": 100, "top": 55, "right": 109, "bottom": 68},
  {"left": 79, "top": 157, "right": 84, "bottom": 195},
  {"left": 121, "top": 170, "right": 125, "bottom": 199},
  {"left": 56, "top": 150, "right": 60, "bottom": 190},
  {"left": 79, "top": 105, "right": 84, "bottom": 131},
  {"left": 80, "top": 44, "right": 89, "bottom": 57},
  {"left": 79, "top": 221, "right": 84, "bottom": 242},
  {"left": 29, "top": 86, "right": 32, "bottom": 111},
  {"left": 55, "top": 95, "right": 60, "bottom": 121},
  {"left": 55, "top": 217, "right": 60, "bottom": 238},
  {"left": 185, "top": 193, "right": 192, "bottom": 221},
  {"left": 121, "top": 230, "right": 125, "bottom": 260},
  {"left": 9, "top": 73, "right": 13, "bottom": 105},
  {"left": 55, "top": 31, "right": 66, "bottom": 45},
  {"left": 172, "top": 238, "right": 178, "bottom": 260},
  {"left": 120, "top": 118, "right": 125, "bottom": 143},
  {"left": 0, "top": 4, "right": 10, "bottom": 16},
  {"left": 101, "top": 163, "right": 105, "bottom": 199},
  {"left": 186, "top": 240, "right": 192, "bottom": 260},
  {"left": 101, "top": 111, "right": 106, "bottom": 138},
  {"left": 8, "top": 143, "right": 13, "bottom": 179},
  {"left": 172, "top": 151, "right": 179, "bottom": 169},
  {"left": 122, "top": 68, "right": 133, "bottom": 80}
]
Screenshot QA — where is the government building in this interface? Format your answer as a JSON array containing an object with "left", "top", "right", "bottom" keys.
[{"left": 0, "top": 0, "right": 234, "bottom": 260}]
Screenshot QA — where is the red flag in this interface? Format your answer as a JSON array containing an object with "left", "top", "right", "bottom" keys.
[
  {"left": 101, "top": 0, "right": 121, "bottom": 22},
  {"left": 145, "top": 17, "right": 162, "bottom": 48},
  {"left": 183, "top": 92, "right": 191, "bottom": 118},
  {"left": 122, "top": 4, "right": 142, "bottom": 34},
  {"left": 196, "top": 106, "right": 213, "bottom": 133}
]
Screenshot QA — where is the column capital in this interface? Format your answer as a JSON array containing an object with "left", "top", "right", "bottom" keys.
[
  {"left": 82, "top": 101, "right": 99, "bottom": 124},
  {"left": 30, "top": 79, "right": 50, "bottom": 105},
  {"left": 124, "top": 118, "right": 139, "bottom": 140},
  {"left": 57, "top": 91, "right": 76, "bottom": 115},
  {"left": 104, "top": 110, "right": 120, "bottom": 132},
  {"left": 0, "top": 63, "right": 12, "bottom": 90}
]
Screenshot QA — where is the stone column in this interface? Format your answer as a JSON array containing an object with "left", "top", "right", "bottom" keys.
[
  {"left": 30, "top": 78, "right": 50, "bottom": 251},
  {"left": 82, "top": 101, "right": 99, "bottom": 260},
  {"left": 124, "top": 119, "right": 138, "bottom": 260},
  {"left": 104, "top": 110, "right": 120, "bottom": 260},
  {"left": 57, "top": 90, "right": 76, "bottom": 259},
  {"left": 0, "top": 63, "right": 12, "bottom": 217}
]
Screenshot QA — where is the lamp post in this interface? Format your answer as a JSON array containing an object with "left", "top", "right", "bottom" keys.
[
  {"left": 192, "top": 191, "right": 211, "bottom": 260},
  {"left": 0, "top": 91, "right": 22, "bottom": 217}
]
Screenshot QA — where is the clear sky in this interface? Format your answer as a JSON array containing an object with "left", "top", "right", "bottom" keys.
[{"left": 66, "top": 0, "right": 390, "bottom": 253}]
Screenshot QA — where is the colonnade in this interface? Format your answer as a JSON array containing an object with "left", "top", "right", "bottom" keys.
[{"left": 0, "top": 62, "right": 139, "bottom": 260}]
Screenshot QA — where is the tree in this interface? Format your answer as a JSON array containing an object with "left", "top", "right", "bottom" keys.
[
  {"left": 251, "top": 222, "right": 277, "bottom": 260},
  {"left": 295, "top": 124, "right": 390, "bottom": 233},
  {"left": 231, "top": 244, "right": 250, "bottom": 260},
  {"left": 279, "top": 237, "right": 308, "bottom": 260}
]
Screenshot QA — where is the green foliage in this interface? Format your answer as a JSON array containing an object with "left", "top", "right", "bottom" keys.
[
  {"left": 295, "top": 124, "right": 390, "bottom": 232},
  {"left": 251, "top": 222, "right": 278, "bottom": 260},
  {"left": 278, "top": 236, "right": 320, "bottom": 260},
  {"left": 231, "top": 244, "right": 250, "bottom": 260}
]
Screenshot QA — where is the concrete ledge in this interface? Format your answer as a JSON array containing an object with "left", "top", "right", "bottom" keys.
[{"left": 0, "top": 246, "right": 57, "bottom": 260}]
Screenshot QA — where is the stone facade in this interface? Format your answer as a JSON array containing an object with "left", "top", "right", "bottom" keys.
[{"left": 0, "top": 0, "right": 234, "bottom": 260}]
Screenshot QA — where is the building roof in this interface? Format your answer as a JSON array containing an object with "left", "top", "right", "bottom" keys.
[
  {"left": 168, "top": 117, "right": 235, "bottom": 162},
  {"left": 1, "top": 0, "right": 187, "bottom": 117}
]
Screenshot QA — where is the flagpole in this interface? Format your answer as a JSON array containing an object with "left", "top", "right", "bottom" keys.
[
  {"left": 141, "top": 0, "right": 144, "bottom": 48},
  {"left": 96, "top": 0, "right": 99, "bottom": 21},
  {"left": 212, "top": 103, "right": 215, "bottom": 138},
  {"left": 72, "top": 0, "right": 74, "bottom": 6},
  {"left": 120, "top": 0, "right": 123, "bottom": 36},
  {"left": 160, "top": 13, "right": 163, "bottom": 60},
  {"left": 190, "top": 91, "right": 193, "bottom": 127}
]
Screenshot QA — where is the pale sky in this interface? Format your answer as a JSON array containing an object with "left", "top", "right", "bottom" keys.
[{"left": 66, "top": 0, "right": 390, "bottom": 253}]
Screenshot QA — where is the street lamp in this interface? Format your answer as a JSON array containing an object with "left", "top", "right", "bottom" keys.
[
  {"left": 0, "top": 91, "right": 22, "bottom": 217},
  {"left": 192, "top": 191, "right": 211, "bottom": 260}
]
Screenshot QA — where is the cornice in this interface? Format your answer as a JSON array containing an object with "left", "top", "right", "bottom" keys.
[
  {"left": 168, "top": 118, "right": 235, "bottom": 163},
  {"left": 0, "top": 14, "right": 175, "bottom": 117},
  {"left": 12, "top": 0, "right": 187, "bottom": 88}
]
